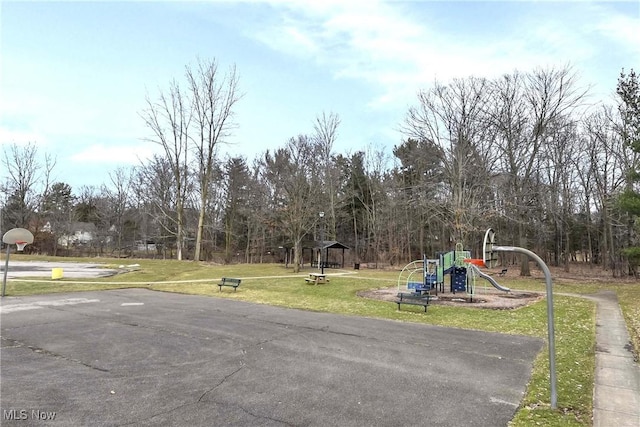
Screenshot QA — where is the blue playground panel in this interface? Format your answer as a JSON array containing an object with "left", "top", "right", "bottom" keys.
[
  {"left": 408, "top": 273, "right": 437, "bottom": 290},
  {"left": 408, "top": 273, "right": 438, "bottom": 293},
  {"left": 452, "top": 267, "right": 467, "bottom": 292},
  {"left": 425, "top": 274, "right": 437, "bottom": 286},
  {"left": 407, "top": 282, "right": 423, "bottom": 290}
]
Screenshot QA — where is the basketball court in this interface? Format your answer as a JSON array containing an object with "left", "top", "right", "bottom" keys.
[{"left": 1, "top": 289, "right": 543, "bottom": 426}]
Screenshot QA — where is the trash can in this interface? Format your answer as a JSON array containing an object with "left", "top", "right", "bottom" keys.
[
  {"left": 354, "top": 263, "right": 360, "bottom": 270},
  {"left": 51, "top": 268, "right": 64, "bottom": 280}
]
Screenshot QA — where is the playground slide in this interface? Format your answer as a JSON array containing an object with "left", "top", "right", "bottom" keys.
[{"left": 468, "top": 264, "right": 511, "bottom": 292}]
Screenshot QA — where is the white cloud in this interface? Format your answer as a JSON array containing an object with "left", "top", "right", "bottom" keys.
[
  {"left": 248, "top": 1, "right": 433, "bottom": 104},
  {"left": 0, "top": 127, "right": 48, "bottom": 146},
  {"left": 248, "top": 0, "right": 635, "bottom": 110},
  {"left": 70, "top": 143, "right": 156, "bottom": 165},
  {"left": 2, "top": 0, "right": 634, "bottom": 191},
  {"left": 595, "top": 10, "right": 640, "bottom": 56}
]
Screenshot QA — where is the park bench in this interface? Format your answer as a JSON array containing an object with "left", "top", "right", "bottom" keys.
[
  {"left": 218, "top": 277, "right": 241, "bottom": 292},
  {"left": 395, "top": 292, "right": 430, "bottom": 312},
  {"left": 498, "top": 268, "right": 508, "bottom": 276}
]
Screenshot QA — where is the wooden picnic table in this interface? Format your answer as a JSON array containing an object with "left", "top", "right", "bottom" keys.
[{"left": 305, "top": 273, "right": 329, "bottom": 285}]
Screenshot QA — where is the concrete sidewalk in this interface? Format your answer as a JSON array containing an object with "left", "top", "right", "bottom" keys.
[{"left": 582, "top": 291, "right": 640, "bottom": 427}]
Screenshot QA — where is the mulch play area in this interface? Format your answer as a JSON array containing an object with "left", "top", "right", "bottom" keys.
[{"left": 358, "top": 287, "right": 544, "bottom": 309}]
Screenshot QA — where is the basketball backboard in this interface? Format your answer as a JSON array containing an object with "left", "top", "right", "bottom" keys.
[
  {"left": 482, "top": 228, "right": 498, "bottom": 268},
  {"left": 2, "top": 228, "right": 34, "bottom": 251}
]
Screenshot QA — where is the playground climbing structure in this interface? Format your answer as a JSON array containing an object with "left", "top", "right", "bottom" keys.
[{"left": 397, "top": 243, "right": 510, "bottom": 298}]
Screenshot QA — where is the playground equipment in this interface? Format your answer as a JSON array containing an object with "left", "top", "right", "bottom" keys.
[
  {"left": 397, "top": 229, "right": 557, "bottom": 410},
  {"left": 397, "top": 259, "right": 424, "bottom": 292},
  {"left": 397, "top": 258, "right": 436, "bottom": 291},
  {"left": 397, "top": 243, "right": 510, "bottom": 299},
  {"left": 465, "top": 262, "right": 510, "bottom": 292}
]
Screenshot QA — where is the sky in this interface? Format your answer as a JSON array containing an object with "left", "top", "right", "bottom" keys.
[{"left": 1, "top": 0, "right": 639, "bottom": 191}]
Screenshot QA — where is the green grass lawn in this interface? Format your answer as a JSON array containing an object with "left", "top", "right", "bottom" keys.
[{"left": 3, "top": 256, "right": 639, "bottom": 426}]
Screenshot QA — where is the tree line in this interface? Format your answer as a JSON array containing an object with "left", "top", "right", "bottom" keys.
[{"left": 1, "top": 59, "right": 638, "bottom": 277}]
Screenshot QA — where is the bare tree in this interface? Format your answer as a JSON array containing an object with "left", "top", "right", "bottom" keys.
[
  {"left": 362, "top": 145, "right": 391, "bottom": 264},
  {"left": 1, "top": 142, "right": 41, "bottom": 228},
  {"left": 582, "top": 105, "right": 635, "bottom": 276},
  {"left": 186, "top": 58, "right": 241, "bottom": 261},
  {"left": 539, "top": 120, "right": 581, "bottom": 270},
  {"left": 403, "top": 77, "right": 495, "bottom": 245},
  {"left": 571, "top": 134, "right": 597, "bottom": 266},
  {"left": 134, "top": 154, "right": 183, "bottom": 259},
  {"left": 102, "top": 167, "right": 135, "bottom": 257},
  {"left": 140, "top": 80, "right": 192, "bottom": 260},
  {"left": 244, "top": 158, "right": 272, "bottom": 263},
  {"left": 487, "top": 67, "right": 587, "bottom": 275},
  {"left": 261, "top": 135, "right": 322, "bottom": 272},
  {"left": 313, "top": 111, "right": 340, "bottom": 239}
]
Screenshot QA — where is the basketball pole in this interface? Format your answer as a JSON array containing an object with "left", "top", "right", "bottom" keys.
[
  {"left": 492, "top": 244, "right": 557, "bottom": 410},
  {"left": 2, "top": 244, "right": 10, "bottom": 297},
  {"left": 484, "top": 228, "right": 557, "bottom": 410}
]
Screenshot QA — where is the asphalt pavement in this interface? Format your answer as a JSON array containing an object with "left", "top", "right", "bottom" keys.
[
  {"left": 0, "top": 289, "right": 543, "bottom": 426},
  {"left": 1, "top": 260, "right": 122, "bottom": 279}
]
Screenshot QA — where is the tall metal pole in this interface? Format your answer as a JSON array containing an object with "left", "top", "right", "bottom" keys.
[
  {"left": 2, "top": 245, "right": 10, "bottom": 297},
  {"left": 319, "top": 212, "right": 325, "bottom": 274},
  {"left": 494, "top": 245, "right": 557, "bottom": 409}
]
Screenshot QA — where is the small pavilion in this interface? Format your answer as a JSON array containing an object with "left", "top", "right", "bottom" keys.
[
  {"left": 307, "top": 240, "right": 350, "bottom": 269},
  {"left": 280, "top": 240, "right": 350, "bottom": 269}
]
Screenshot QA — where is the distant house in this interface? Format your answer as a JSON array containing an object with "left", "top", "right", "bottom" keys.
[{"left": 56, "top": 222, "right": 97, "bottom": 247}]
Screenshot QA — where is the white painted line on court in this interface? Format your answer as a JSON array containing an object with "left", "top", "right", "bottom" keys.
[
  {"left": 0, "top": 298, "right": 100, "bottom": 314},
  {"left": 120, "top": 302, "right": 144, "bottom": 306},
  {"left": 490, "top": 396, "right": 518, "bottom": 408}
]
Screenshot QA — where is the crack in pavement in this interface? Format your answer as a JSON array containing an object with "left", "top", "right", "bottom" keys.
[
  {"left": 229, "top": 401, "right": 298, "bottom": 427},
  {"left": 0, "top": 336, "right": 109, "bottom": 372},
  {"left": 197, "top": 366, "right": 244, "bottom": 402},
  {"left": 196, "top": 365, "right": 298, "bottom": 427},
  {"left": 117, "top": 365, "right": 293, "bottom": 426},
  {"left": 115, "top": 398, "right": 200, "bottom": 427}
]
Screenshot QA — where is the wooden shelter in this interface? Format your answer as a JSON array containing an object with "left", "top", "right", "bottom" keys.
[
  {"left": 308, "top": 240, "right": 350, "bottom": 269},
  {"left": 280, "top": 240, "right": 350, "bottom": 269}
]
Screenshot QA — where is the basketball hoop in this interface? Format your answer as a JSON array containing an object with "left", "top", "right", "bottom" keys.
[{"left": 2, "top": 228, "right": 35, "bottom": 297}]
